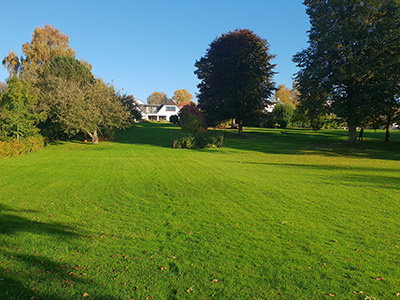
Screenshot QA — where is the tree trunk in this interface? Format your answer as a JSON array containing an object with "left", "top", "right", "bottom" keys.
[
  {"left": 385, "top": 121, "right": 391, "bottom": 142},
  {"left": 238, "top": 122, "right": 243, "bottom": 133},
  {"left": 348, "top": 120, "right": 357, "bottom": 143},
  {"left": 92, "top": 130, "right": 99, "bottom": 144}
]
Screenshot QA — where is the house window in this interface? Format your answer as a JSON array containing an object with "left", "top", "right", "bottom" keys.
[{"left": 166, "top": 106, "right": 176, "bottom": 111}]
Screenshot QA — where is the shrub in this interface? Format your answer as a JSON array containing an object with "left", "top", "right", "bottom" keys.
[
  {"left": 173, "top": 133, "right": 225, "bottom": 149},
  {"left": 172, "top": 134, "right": 196, "bottom": 149},
  {"left": 170, "top": 115, "right": 179, "bottom": 124},
  {"left": 0, "top": 135, "right": 45, "bottom": 158},
  {"left": 179, "top": 103, "right": 207, "bottom": 135}
]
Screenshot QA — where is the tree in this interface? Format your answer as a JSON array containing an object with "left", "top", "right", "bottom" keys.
[
  {"left": 0, "top": 82, "right": 7, "bottom": 93},
  {"left": 195, "top": 29, "right": 276, "bottom": 132},
  {"left": 2, "top": 51, "right": 20, "bottom": 77},
  {"left": 293, "top": 0, "right": 400, "bottom": 142},
  {"left": 274, "top": 84, "right": 297, "bottom": 107},
  {"left": 272, "top": 103, "right": 294, "bottom": 128},
  {"left": 44, "top": 56, "right": 94, "bottom": 86},
  {"left": 172, "top": 89, "right": 193, "bottom": 104},
  {"left": 0, "top": 77, "right": 40, "bottom": 140},
  {"left": 147, "top": 91, "right": 168, "bottom": 105},
  {"left": 46, "top": 77, "right": 130, "bottom": 143},
  {"left": 34, "top": 56, "right": 95, "bottom": 139},
  {"left": 2, "top": 24, "right": 76, "bottom": 81},
  {"left": 118, "top": 94, "right": 143, "bottom": 122},
  {"left": 179, "top": 103, "right": 207, "bottom": 135}
]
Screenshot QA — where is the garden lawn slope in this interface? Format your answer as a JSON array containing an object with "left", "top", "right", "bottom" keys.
[{"left": 0, "top": 123, "right": 399, "bottom": 299}]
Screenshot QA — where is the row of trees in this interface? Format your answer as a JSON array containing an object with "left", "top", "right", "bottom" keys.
[
  {"left": 194, "top": 1, "right": 400, "bottom": 142},
  {"left": 293, "top": 0, "right": 400, "bottom": 142},
  {"left": 146, "top": 89, "right": 193, "bottom": 105},
  {"left": 1, "top": 25, "right": 135, "bottom": 144}
]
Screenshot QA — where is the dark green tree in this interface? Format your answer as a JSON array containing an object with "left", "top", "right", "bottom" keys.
[
  {"left": 293, "top": 0, "right": 400, "bottom": 142},
  {"left": 118, "top": 94, "right": 142, "bottom": 122},
  {"left": 195, "top": 29, "right": 276, "bottom": 132}
]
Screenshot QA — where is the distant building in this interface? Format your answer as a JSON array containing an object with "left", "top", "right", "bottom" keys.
[
  {"left": 136, "top": 99, "right": 180, "bottom": 121},
  {"left": 265, "top": 100, "right": 281, "bottom": 113}
]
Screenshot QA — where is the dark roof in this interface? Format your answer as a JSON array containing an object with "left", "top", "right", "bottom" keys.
[
  {"left": 137, "top": 99, "right": 179, "bottom": 114},
  {"left": 162, "top": 98, "right": 177, "bottom": 106}
]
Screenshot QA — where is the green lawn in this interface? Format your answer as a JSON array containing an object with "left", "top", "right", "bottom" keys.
[{"left": 0, "top": 123, "right": 399, "bottom": 299}]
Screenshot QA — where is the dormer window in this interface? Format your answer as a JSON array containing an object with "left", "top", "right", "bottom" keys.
[{"left": 166, "top": 106, "right": 176, "bottom": 111}]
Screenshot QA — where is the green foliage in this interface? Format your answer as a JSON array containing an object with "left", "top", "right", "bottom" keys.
[
  {"left": 173, "top": 132, "right": 225, "bottom": 149},
  {"left": 44, "top": 56, "right": 94, "bottom": 86},
  {"left": 46, "top": 78, "right": 130, "bottom": 143},
  {"left": 117, "top": 94, "right": 142, "bottom": 122},
  {"left": 0, "top": 77, "right": 41, "bottom": 140},
  {"left": 291, "top": 107, "right": 310, "bottom": 128},
  {"left": 293, "top": 0, "right": 400, "bottom": 141},
  {"left": 272, "top": 103, "right": 294, "bottom": 128},
  {"left": 0, "top": 135, "right": 44, "bottom": 158},
  {"left": 172, "top": 133, "right": 196, "bottom": 149},
  {"left": 169, "top": 115, "right": 179, "bottom": 124},
  {"left": 179, "top": 103, "right": 206, "bottom": 135},
  {"left": 195, "top": 29, "right": 276, "bottom": 132}
]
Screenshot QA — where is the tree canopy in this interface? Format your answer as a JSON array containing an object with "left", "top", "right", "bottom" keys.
[
  {"left": 0, "top": 77, "right": 40, "bottom": 140},
  {"left": 195, "top": 29, "right": 276, "bottom": 132},
  {"left": 2, "top": 24, "right": 76, "bottom": 80},
  {"left": 44, "top": 56, "right": 94, "bottom": 86},
  {"left": 147, "top": 91, "right": 168, "bottom": 105},
  {"left": 274, "top": 84, "right": 298, "bottom": 107},
  {"left": 293, "top": 0, "right": 400, "bottom": 142},
  {"left": 172, "top": 89, "right": 193, "bottom": 104}
]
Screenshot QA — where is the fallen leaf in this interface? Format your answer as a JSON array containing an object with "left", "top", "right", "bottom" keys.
[
  {"left": 82, "top": 292, "right": 89, "bottom": 297},
  {"left": 328, "top": 293, "right": 335, "bottom": 297},
  {"left": 212, "top": 279, "right": 218, "bottom": 282},
  {"left": 376, "top": 277, "right": 384, "bottom": 281},
  {"left": 353, "top": 291, "right": 358, "bottom": 294},
  {"left": 396, "top": 292, "right": 400, "bottom": 296}
]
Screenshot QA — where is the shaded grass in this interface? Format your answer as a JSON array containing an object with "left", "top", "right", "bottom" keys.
[{"left": 0, "top": 123, "right": 399, "bottom": 299}]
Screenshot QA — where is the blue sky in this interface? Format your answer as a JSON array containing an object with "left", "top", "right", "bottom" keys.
[{"left": 0, "top": 0, "right": 310, "bottom": 102}]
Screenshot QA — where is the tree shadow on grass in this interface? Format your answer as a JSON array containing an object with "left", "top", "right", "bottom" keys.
[
  {"left": 222, "top": 129, "right": 400, "bottom": 161},
  {"left": 115, "top": 122, "right": 181, "bottom": 148},
  {"left": 113, "top": 122, "right": 400, "bottom": 161},
  {"left": 0, "top": 204, "right": 123, "bottom": 300},
  {"left": 228, "top": 161, "right": 400, "bottom": 189},
  {"left": 0, "top": 204, "right": 78, "bottom": 237}
]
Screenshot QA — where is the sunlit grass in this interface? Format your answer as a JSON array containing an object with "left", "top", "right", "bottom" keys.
[{"left": 0, "top": 123, "right": 399, "bottom": 299}]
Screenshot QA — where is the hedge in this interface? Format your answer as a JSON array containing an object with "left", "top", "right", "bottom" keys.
[{"left": 0, "top": 136, "right": 45, "bottom": 158}]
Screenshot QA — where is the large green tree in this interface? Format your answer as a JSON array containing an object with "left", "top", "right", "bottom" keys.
[
  {"left": 45, "top": 77, "right": 130, "bottom": 143},
  {"left": 195, "top": 29, "right": 276, "bottom": 132},
  {"left": 35, "top": 56, "right": 96, "bottom": 139},
  {"left": 293, "top": 0, "right": 400, "bottom": 142}
]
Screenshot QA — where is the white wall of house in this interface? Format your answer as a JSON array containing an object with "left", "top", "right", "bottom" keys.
[
  {"left": 156, "top": 105, "right": 179, "bottom": 121},
  {"left": 138, "top": 103, "right": 180, "bottom": 121}
]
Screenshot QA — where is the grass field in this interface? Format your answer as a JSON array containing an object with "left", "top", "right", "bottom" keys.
[{"left": 0, "top": 123, "right": 399, "bottom": 299}]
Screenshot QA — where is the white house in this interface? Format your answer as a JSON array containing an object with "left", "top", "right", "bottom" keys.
[{"left": 136, "top": 99, "right": 180, "bottom": 121}]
